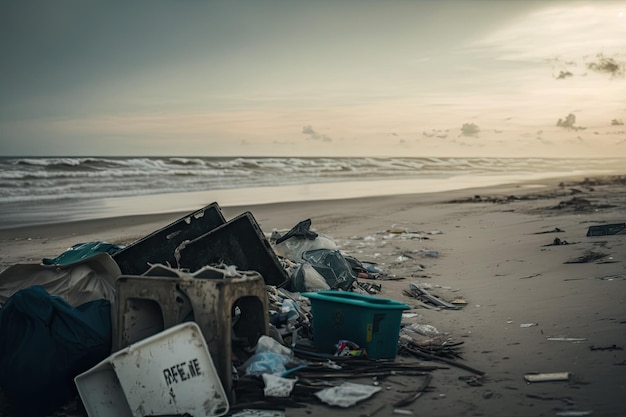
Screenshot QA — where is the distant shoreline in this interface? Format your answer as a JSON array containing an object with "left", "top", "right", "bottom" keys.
[{"left": 1, "top": 170, "right": 620, "bottom": 231}]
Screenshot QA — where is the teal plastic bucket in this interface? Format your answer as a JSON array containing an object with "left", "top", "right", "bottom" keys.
[{"left": 302, "top": 291, "right": 410, "bottom": 359}]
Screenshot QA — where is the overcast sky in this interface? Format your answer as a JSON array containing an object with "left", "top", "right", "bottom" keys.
[{"left": 1, "top": 0, "right": 625, "bottom": 157}]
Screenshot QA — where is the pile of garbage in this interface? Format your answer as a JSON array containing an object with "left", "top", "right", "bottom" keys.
[{"left": 0, "top": 202, "right": 473, "bottom": 417}]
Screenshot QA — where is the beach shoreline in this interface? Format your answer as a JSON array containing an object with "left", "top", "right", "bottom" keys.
[
  {"left": 0, "top": 168, "right": 619, "bottom": 230},
  {"left": 1, "top": 173, "right": 625, "bottom": 416}
]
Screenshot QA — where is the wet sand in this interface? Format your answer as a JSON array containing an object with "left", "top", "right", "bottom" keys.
[{"left": 0, "top": 174, "right": 625, "bottom": 416}]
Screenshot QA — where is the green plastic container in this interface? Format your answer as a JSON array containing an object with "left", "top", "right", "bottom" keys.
[{"left": 302, "top": 291, "right": 410, "bottom": 359}]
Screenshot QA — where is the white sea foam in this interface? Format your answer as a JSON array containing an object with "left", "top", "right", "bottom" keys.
[{"left": 0, "top": 156, "right": 624, "bottom": 228}]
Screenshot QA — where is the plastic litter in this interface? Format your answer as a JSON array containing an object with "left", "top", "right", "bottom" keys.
[
  {"left": 242, "top": 336, "right": 294, "bottom": 376},
  {"left": 314, "top": 382, "right": 381, "bottom": 407},
  {"left": 289, "top": 262, "right": 331, "bottom": 292},
  {"left": 407, "top": 323, "right": 440, "bottom": 337},
  {"left": 301, "top": 249, "right": 356, "bottom": 291},
  {"left": 524, "top": 372, "right": 571, "bottom": 382},
  {"left": 262, "top": 373, "right": 297, "bottom": 397},
  {"left": 272, "top": 219, "right": 337, "bottom": 261}
]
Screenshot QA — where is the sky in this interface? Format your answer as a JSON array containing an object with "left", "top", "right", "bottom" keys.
[{"left": 1, "top": 0, "right": 625, "bottom": 158}]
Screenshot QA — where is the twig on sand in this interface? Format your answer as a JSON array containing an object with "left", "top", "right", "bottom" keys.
[{"left": 394, "top": 373, "right": 433, "bottom": 407}]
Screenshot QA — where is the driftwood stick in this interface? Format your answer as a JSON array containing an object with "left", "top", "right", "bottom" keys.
[{"left": 402, "top": 345, "right": 485, "bottom": 376}]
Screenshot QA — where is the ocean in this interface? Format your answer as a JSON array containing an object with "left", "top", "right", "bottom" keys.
[{"left": 1, "top": 156, "right": 624, "bottom": 229}]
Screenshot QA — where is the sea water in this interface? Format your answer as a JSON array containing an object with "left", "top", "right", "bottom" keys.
[{"left": 0, "top": 156, "right": 624, "bottom": 229}]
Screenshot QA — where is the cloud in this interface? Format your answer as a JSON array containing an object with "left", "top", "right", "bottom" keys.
[
  {"left": 556, "top": 113, "right": 586, "bottom": 130},
  {"left": 586, "top": 54, "right": 626, "bottom": 77},
  {"left": 555, "top": 70, "right": 574, "bottom": 80},
  {"left": 301, "top": 125, "right": 332, "bottom": 142},
  {"left": 422, "top": 129, "right": 448, "bottom": 139},
  {"left": 460, "top": 123, "right": 480, "bottom": 137}
]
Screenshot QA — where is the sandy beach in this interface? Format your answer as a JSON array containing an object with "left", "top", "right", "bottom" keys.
[{"left": 1, "top": 174, "right": 625, "bottom": 417}]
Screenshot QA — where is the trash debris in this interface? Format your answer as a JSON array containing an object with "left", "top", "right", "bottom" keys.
[
  {"left": 75, "top": 322, "right": 230, "bottom": 417},
  {"left": 459, "top": 375, "right": 484, "bottom": 386},
  {"left": 392, "top": 408, "right": 415, "bottom": 415},
  {"left": 242, "top": 336, "right": 294, "bottom": 376},
  {"left": 407, "top": 323, "right": 440, "bottom": 337},
  {"left": 564, "top": 251, "right": 609, "bottom": 264},
  {"left": 547, "top": 337, "right": 587, "bottom": 342},
  {"left": 262, "top": 374, "right": 297, "bottom": 397},
  {"left": 356, "top": 281, "right": 382, "bottom": 294},
  {"left": 398, "top": 329, "right": 483, "bottom": 376},
  {"left": 287, "top": 261, "right": 331, "bottom": 293},
  {"left": 0, "top": 252, "right": 119, "bottom": 307},
  {"left": 415, "top": 249, "right": 439, "bottom": 258},
  {"left": 534, "top": 227, "right": 565, "bottom": 234},
  {"left": 0, "top": 286, "right": 112, "bottom": 417},
  {"left": 524, "top": 372, "right": 571, "bottom": 383},
  {"left": 42, "top": 241, "right": 123, "bottom": 265},
  {"left": 589, "top": 344, "right": 623, "bottom": 351},
  {"left": 586, "top": 222, "right": 626, "bottom": 236},
  {"left": 554, "top": 411, "right": 594, "bottom": 416},
  {"left": 334, "top": 340, "right": 367, "bottom": 357},
  {"left": 176, "top": 211, "right": 290, "bottom": 287},
  {"left": 0, "top": 201, "right": 486, "bottom": 416},
  {"left": 303, "top": 291, "right": 409, "bottom": 359},
  {"left": 301, "top": 249, "right": 356, "bottom": 291},
  {"left": 520, "top": 323, "right": 539, "bottom": 328},
  {"left": 113, "top": 202, "right": 226, "bottom": 275},
  {"left": 544, "top": 237, "right": 576, "bottom": 246},
  {"left": 403, "top": 283, "right": 461, "bottom": 310},
  {"left": 275, "top": 219, "right": 318, "bottom": 243},
  {"left": 314, "top": 382, "right": 381, "bottom": 407}
]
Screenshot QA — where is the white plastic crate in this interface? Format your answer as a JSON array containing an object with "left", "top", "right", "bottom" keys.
[{"left": 75, "top": 322, "right": 229, "bottom": 417}]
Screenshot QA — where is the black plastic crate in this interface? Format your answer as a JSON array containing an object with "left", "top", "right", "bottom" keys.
[
  {"left": 177, "top": 211, "right": 289, "bottom": 287},
  {"left": 113, "top": 202, "right": 226, "bottom": 275}
]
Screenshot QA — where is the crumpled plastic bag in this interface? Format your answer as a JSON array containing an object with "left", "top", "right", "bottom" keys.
[
  {"left": 271, "top": 219, "right": 337, "bottom": 261},
  {"left": 315, "top": 382, "right": 381, "bottom": 407},
  {"left": 301, "top": 249, "right": 356, "bottom": 291},
  {"left": 242, "top": 352, "right": 291, "bottom": 376},
  {"left": 289, "top": 262, "right": 331, "bottom": 292},
  {"left": 241, "top": 336, "right": 294, "bottom": 376},
  {"left": 262, "top": 373, "right": 297, "bottom": 397},
  {"left": 273, "top": 234, "right": 337, "bottom": 262}
]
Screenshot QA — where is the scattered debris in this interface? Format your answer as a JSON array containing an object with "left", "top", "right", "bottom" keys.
[
  {"left": 524, "top": 372, "right": 571, "bottom": 383},
  {"left": 564, "top": 251, "right": 609, "bottom": 264},
  {"left": 547, "top": 337, "right": 587, "bottom": 342},
  {"left": 525, "top": 393, "right": 575, "bottom": 405},
  {"left": 554, "top": 411, "right": 594, "bottom": 417},
  {"left": 586, "top": 223, "right": 626, "bottom": 236},
  {"left": 459, "top": 375, "right": 484, "bottom": 386},
  {"left": 544, "top": 237, "right": 576, "bottom": 246},
  {"left": 589, "top": 344, "right": 623, "bottom": 351},
  {"left": 519, "top": 273, "right": 542, "bottom": 279},
  {"left": 534, "top": 227, "right": 565, "bottom": 234},
  {"left": 403, "top": 283, "right": 462, "bottom": 310},
  {"left": 314, "top": 382, "right": 381, "bottom": 407}
]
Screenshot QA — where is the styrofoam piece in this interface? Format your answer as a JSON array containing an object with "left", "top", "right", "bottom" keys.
[{"left": 75, "top": 322, "right": 229, "bottom": 417}]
